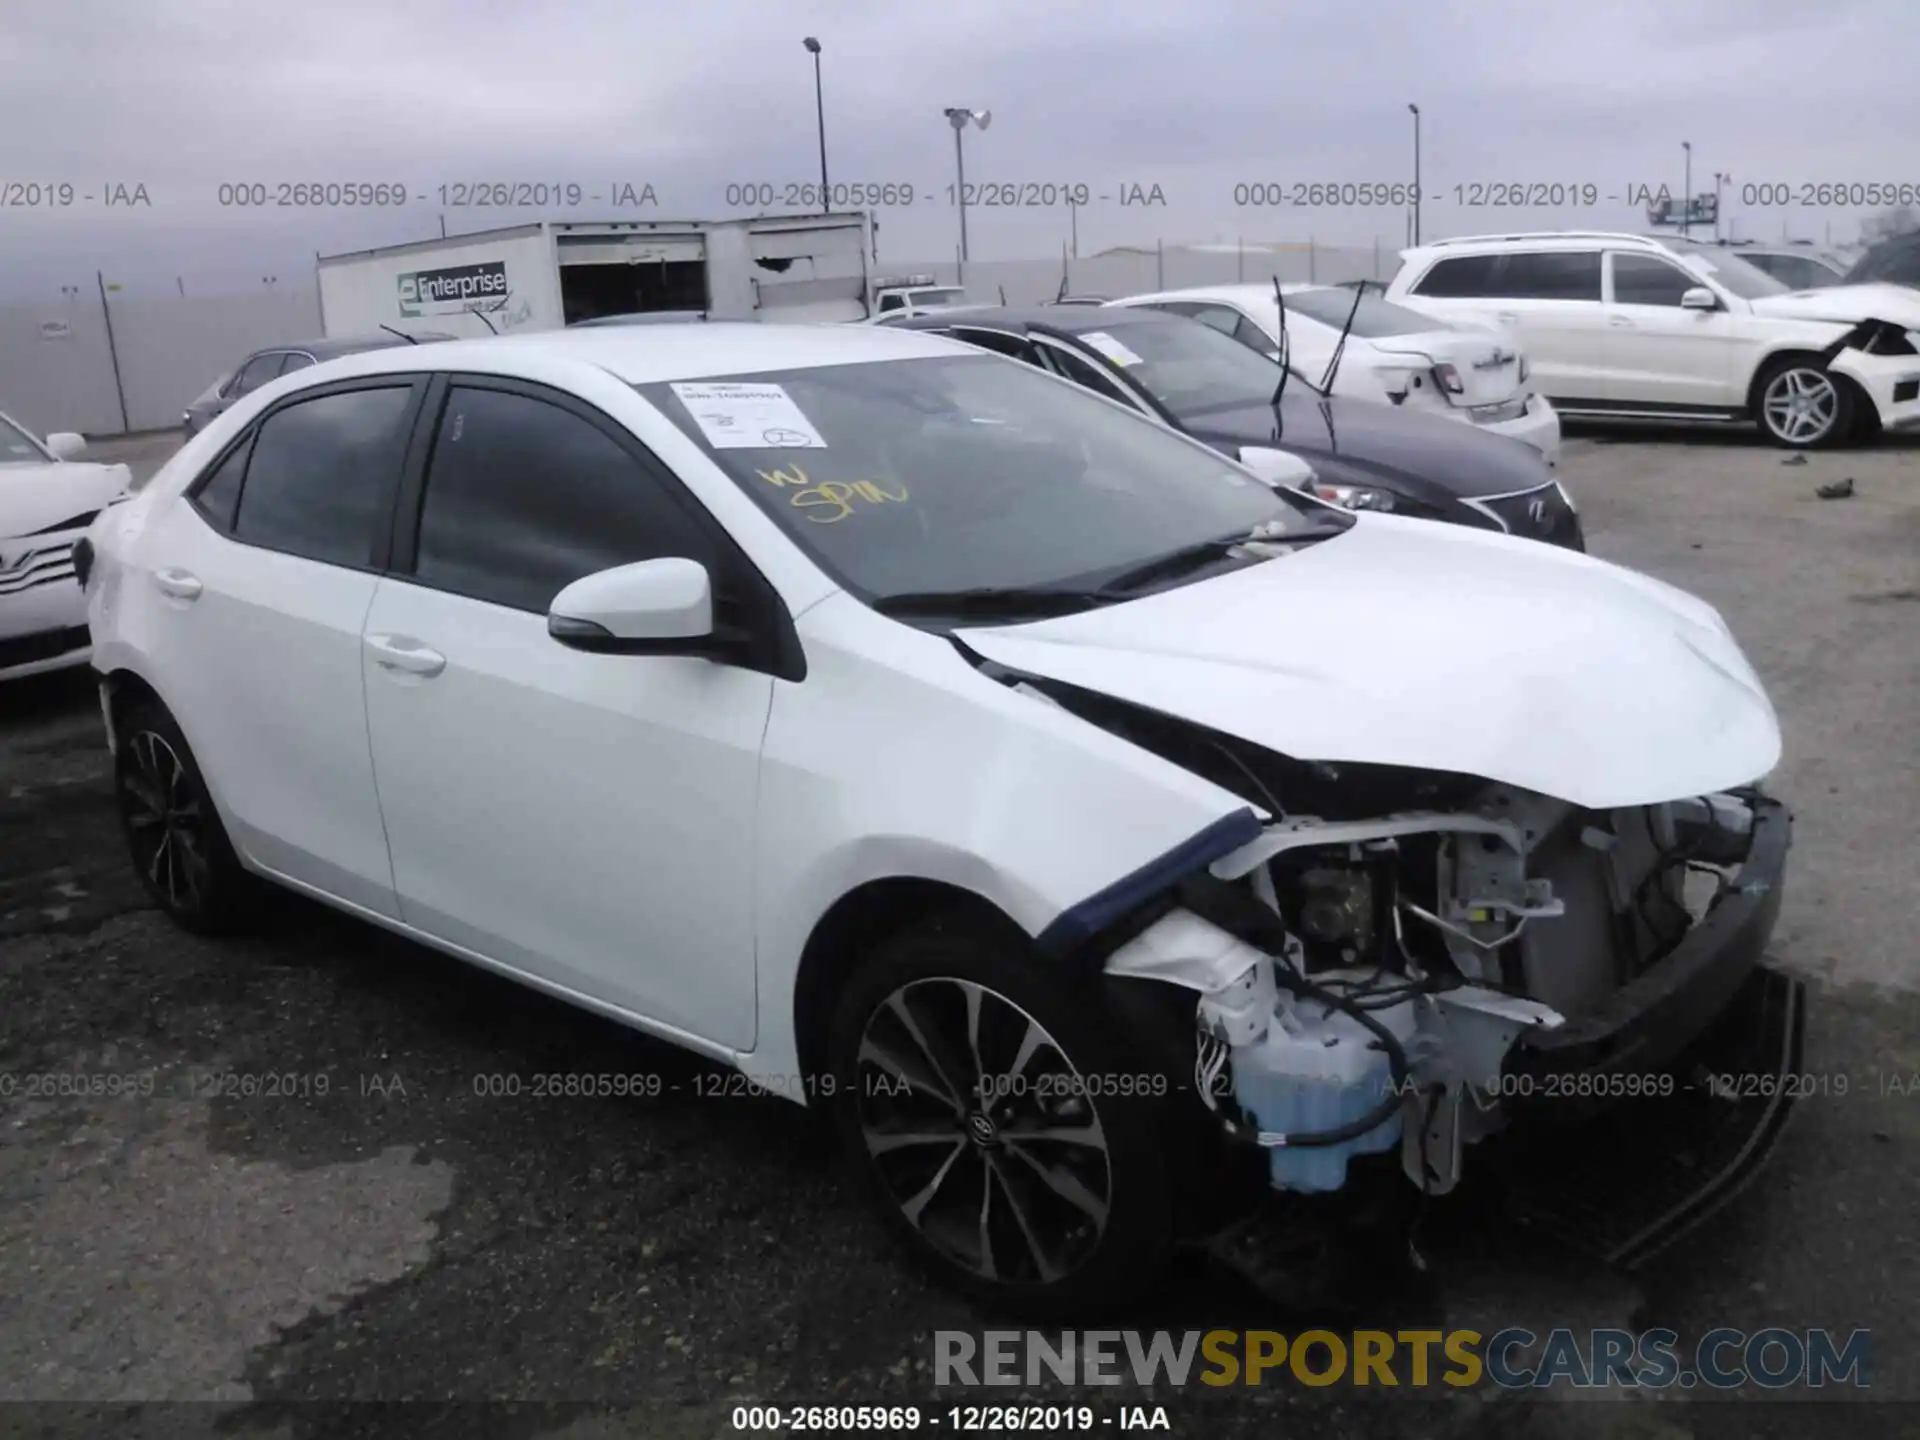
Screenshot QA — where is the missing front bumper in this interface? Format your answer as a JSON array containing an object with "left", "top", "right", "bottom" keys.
[
  {"left": 1506, "top": 796, "right": 1791, "bottom": 1088},
  {"left": 1498, "top": 961, "right": 1808, "bottom": 1269}
]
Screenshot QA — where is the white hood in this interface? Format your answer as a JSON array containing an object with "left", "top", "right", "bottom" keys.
[
  {"left": 1, "top": 460, "right": 132, "bottom": 538},
  {"left": 1750, "top": 282, "right": 1920, "bottom": 329},
  {"left": 957, "top": 515, "right": 1780, "bottom": 810}
]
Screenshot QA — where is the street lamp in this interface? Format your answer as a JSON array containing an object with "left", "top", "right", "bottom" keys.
[
  {"left": 1681, "top": 141, "right": 1692, "bottom": 237},
  {"left": 1408, "top": 104, "right": 1421, "bottom": 245},
  {"left": 944, "top": 107, "right": 991, "bottom": 283},
  {"left": 1712, "top": 171, "right": 1725, "bottom": 241},
  {"left": 802, "top": 38, "right": 829, "bottom": 209}
]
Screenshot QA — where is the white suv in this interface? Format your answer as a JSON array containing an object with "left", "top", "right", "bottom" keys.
[{"left": 1386, "top": 231, "right": 1920, "bottom": 448}]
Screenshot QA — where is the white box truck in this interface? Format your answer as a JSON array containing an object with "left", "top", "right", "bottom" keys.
[{"left": 317, "top": 213, "right": 874, "bottom": 338}]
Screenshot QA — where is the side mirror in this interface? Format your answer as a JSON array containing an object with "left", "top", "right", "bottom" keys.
[
  {"left": 1680, "top": 287, "right": 1719, "bottom": 311},
  {"left": 45, "top": 432, "right": 87, "bottom": 460},
  {"left": 1235, "top": 445, "right": 1316, "bottom": 488},
  {"left": 547, "top": 557, "right": 741, "bottom": 658}
]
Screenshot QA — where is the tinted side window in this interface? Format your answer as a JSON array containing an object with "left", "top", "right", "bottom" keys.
[
  {"left": 950, "top": 328, "right": 1044, "bottom": 366},
  {"left": 413, "top": 386, "right": 715, "bottom": 613},
  {"left": 1410, "top": 255, "right": 1502, "bottom": 297},
  {"left": 1763, "top": 255, "right": 1824, "bottom": 290},
  {"left": 1232, "top": 316, "right": 1277, "bottom": 354},
  {"left": 1500, "top": 252, "right": 1602, "bottom": 301},
  {"left": 1043, "top": 346, "right": 1140, "bottom": 408},
  {"left": 1611, "top": 254, "right": 1696, "bottom": 306},
  {"left": 232, "top": 386, "right": 414, "bottom": 567},
  {"left": 279, "top": 352, "right": 316, "bottom": 375},
  {"left": 190, "top": 435, "right": 252, "bottom": 533},
  {"left": 1187, "top": 306, "right": 1242, "bottom": 337},
  {"left": 234, "top": 353, "right": 286, "bottom": 394}
]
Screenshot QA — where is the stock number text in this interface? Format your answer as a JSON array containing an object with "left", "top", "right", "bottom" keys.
[
  {"left": 1235, "top": 181, "right": 1416, "bottom": 207},
  {"left": 1741, "top": 182, "right": 1919, "bottom": 208}
]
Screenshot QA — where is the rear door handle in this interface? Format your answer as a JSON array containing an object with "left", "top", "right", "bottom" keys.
[
  {"left": 153, "top": 567, "right": 202, "bottom": 601},
  {"left": 1608, "top": 316, "right": 1636, "bottom": 328},
  {"left": 365, "top": 633, "right": 447, "bottom": 678},
  {"left": 1495, "top": 312, "right": 1520, "bottom": 324}
]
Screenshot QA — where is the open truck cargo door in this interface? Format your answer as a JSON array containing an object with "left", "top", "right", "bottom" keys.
[{"left": 555, "top": 230, "right": 709, "bottom": 324}]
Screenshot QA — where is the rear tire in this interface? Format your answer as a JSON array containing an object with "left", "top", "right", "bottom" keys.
[
  {"left": 826, "top": 911, "right": 1182, "bottom": 1314},
  {"left": 113, "top": 699, "right": 262, "bottom": 933}
]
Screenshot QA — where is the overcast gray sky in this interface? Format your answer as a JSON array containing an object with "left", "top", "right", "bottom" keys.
[{"left": 1, "top": 0, "right": 1914, "bottom": 297}]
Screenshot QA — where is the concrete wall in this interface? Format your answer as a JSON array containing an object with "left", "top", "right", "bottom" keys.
[
  {"left": 0, "top": 289, "right": 321, "bottom": 438},
  {"left": 0, "top": 240, "right": 1394, "bottom": 438}
]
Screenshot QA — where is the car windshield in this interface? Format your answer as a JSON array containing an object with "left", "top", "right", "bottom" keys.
[
  {"left": 636, "top": 353, "right": 1337, "bottom": 607},
  {"left": 910, "top": 289, "right": 967, "bottom": 307},
  {"left": 1069, "top": 317, "right": 1296, "bottom": 420},
  {"left": 1661, "top": 241, "right": 1791, "bottom": 299},
  {"left": 1280, "top": 287, "right": 1440, "bottom": 338},
  {"left": 0, "top": 413, "right": 51, "bottom": 465}
]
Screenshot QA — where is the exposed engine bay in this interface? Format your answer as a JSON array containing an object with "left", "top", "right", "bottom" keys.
[{"left": 1027, "top": 678, "right": 1784, "bottom": 1201}]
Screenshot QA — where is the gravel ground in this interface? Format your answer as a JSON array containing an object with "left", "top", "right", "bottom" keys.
[{"left": 0, "top": 423, "right": 1915, "bottom": 1439}]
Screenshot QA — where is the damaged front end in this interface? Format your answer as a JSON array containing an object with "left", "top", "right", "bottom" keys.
[{"left": 1031, "top": 684, "right": 1796, "bottom": 1206}]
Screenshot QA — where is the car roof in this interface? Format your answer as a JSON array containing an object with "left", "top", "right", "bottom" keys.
[
  {"left": 288, "top": 321, "right": 973, "bottom": 386},
  {"left": 887, "top": 304, "right": 1182, "bottom": 337},
  {"left": 253, "top": 334, "right": 452, "bottom": 359},
  {"left": 1401, "top": 231, "right": 1669, "bottom": 260}
]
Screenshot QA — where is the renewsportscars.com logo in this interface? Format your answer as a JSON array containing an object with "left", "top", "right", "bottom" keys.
[{"left": 397, "top": 261, "right": 509, "bottom": 317}]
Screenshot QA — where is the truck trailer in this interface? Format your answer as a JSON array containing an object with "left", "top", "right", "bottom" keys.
[{"left": 317, "top": 213, "right": 874, "bottom": 338}]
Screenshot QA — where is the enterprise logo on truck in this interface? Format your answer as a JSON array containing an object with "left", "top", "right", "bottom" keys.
[{"left": 398, "top": 261, "right": 509, "bottom": 317}]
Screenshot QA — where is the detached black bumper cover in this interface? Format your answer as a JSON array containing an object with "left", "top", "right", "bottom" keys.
[{"left": 1510, "top": 796, "right": 1792, "bottom": 1081}]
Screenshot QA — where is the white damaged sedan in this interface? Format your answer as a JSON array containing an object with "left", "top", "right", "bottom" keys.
[
  {"left": 80, "top": 324, "right": 1792, "bottom": 1309},
  {"left": 2, "top": 412, "right": 130, "bottom": 681}
]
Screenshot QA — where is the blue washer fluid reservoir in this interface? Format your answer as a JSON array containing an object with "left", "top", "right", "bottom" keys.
[{"left": 1230, "top": 984, "right": 1419, "bottom": 1194}]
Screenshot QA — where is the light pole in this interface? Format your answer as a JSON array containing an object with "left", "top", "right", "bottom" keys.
[
  {"left": 1408, "top": 104, "right": 1422, "bottom": 245},
  {"left": 1712, "top": 171, "right": 1725, "bottom": 240},
  {"left": 944, "top": 107, "right": 991, "bottom": 283},
  {"left": 802, "top": 38, "right": 829, "bottom": 209},
  {"left": 1681, "top": 141, "right": 1692, "bottom": 236}
]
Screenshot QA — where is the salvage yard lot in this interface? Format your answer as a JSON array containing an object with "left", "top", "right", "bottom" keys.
[{"left": 1, "top": 426, "right": 1916, "bottom": 1437}]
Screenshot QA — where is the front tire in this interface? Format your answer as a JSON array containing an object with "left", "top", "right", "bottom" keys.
[
  {"left": 1755, "top": 358, "right": 1854, "bottom": 448},
  {"left": 113, "top": 699, "right": 262, "bottom": 933},
  {"left": 827, "top": 913, "right": 1181, "bottom": 1314}
]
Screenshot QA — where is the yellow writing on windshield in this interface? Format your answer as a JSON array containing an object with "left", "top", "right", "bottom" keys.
[
  {"left": 756, "top": 463, "right": 908, "bottom": 522},
  {"left": 791, "top": 479, "right": 909, "bottom": 524}
]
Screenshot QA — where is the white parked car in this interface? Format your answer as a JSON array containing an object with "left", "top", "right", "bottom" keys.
[
  {"left": 1, "top": 412, "right": 130, "bottom": 681},
  {"left": 1108, "top": 284, "right": 1562, "bottom": 464},
  {"left": 1386, "top": 231, "right": 1920, "bottom": 448},
  {"left": 82, "top": 325, "right": 1794, "bottom": 1308},
  {"left": 1718, "top": 243, "right": 1850, "bottom": 291}
]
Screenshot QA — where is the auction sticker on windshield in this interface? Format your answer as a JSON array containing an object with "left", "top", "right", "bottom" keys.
[
  {"left": 1079, "top": 331, "right": 1146, "bottom": 367},
  {"left": 669, "top": 382, "right": 827, "bottom": 449}
]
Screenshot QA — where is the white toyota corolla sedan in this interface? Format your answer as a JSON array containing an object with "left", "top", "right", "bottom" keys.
[
  {"left": 80, "top": 324, "right": 1794, "bottom": 1309},
  {"left": 2, "top": 411, "right": 131, "bottom": 682}
]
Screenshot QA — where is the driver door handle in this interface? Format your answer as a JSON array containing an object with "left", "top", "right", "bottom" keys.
[
  {"left": 1494, "top": 311, "right": 1520, "bottom": 324},
  {"left": 153, "top": 567, "right": 202, "bottom": 601},
  {"left": 1609, "top": 316, "right": 1636, "bottom": 328},
  {"left": 365, "top": 633, "right": 447, "bottom": 678}
]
